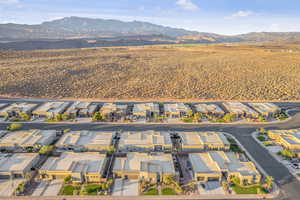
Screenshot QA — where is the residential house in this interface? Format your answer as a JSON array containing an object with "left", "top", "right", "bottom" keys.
[
  {"left": 113, "top": 152, "right": 176, "bottom": 183},
  {"left": 194, "top": 104, "right": 225, "bottom": 117},
  {"left": 268, "top": 129, "right": 300, "bottom": 156},
  {"left": 32, "top": 102, "right": 70, "bottom": 118},
  {"left": 118, "top": 131, "right": 172, "bottom": 152},
  {"left": 0, "top": 103, "right": 38, "bottom": 118},
  {"left": 248, "top": 103, "right": 281, "bottom": 117},
  {"left": 163, "top": 103, "right": 192, "bottom": 118},
  {"left": 175, "top": 131, "right": 230, "bottom": 152},
  {"left": 189, "top": 151, "right": 261, "bottom": 185},
  {"left": 65, "top": 101, "right": 100, "bottom": 118},
  {"left": 0, "top": 130, "right": 57, "bottom": 150},
  {"left": 223, "top": 102, "right": 259, "bottom": 118},
  {"left": 132, "top": 103, "right": 160, "bottom": 119},
  {"left": 56, "top": 131, "right": 115, "bottom": 152},
  {"left": 100, "top": 103, "right": 128, "bottom": 121},
  {"left": 39, "top": 152, "right": 107, "bottom": 183},
  {"left": 0, "top": 153, "right": 40, "bottom": 179}
]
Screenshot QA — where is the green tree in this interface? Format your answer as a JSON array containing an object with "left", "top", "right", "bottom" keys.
[
  {"left": 92, "top": 112, "right": 103, "bottom": 121},
  {"left": 19, "top": 112, "right": 31, "bottom": 121},
  {"left": 222, "top": 113, "right": 237, "bottom": 122},
  {"left": 7, "top": 123, "right": 22, "bottom": 131},
  {"left": 222, "top": 181, "right": 229, "bottom": 192},
  {"left": 64, "top": 129, "right": 71, "bottom": 134},
  {"left": 55, "top": 114, "right": 63, "bottom": 121},
  {"left": 193, "top": 113, "right": 202, "bottom": 122},
  {"left": 39, "top": 145, "right": 54, "bottom": 155},
  {"left": 16, "top": 181, "right": 25, "bottom": 194},
  {"left": 230, "top": 176, "right": 241, "bottom": 185},
  {"left": 64, "top": 175, "right": 72, "bottom": 184},
  {"left": 280, "top": 149, "right": 295, "bottom": 159},
  {"left": 62, "top": 113, "right": 70, "bottom": 121},
  {"left": 163, "top": 175, "right": 174, "bottom": 185},
  {"left": 259, "top": 128, "right": 266, "bottom": 135},
  {"left": 265, "top": 176, "right": 274, "bottom": 190},
  {"left": 107, "top": 146, "right": 116, "bottom": 154},
  {"left": 187, "top": 110, "right": 194, "bottom": 118},
  {"left": 258, "top": 116, "right": 266, "bottom": 122}
]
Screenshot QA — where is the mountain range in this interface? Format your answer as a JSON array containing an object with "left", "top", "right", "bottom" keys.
[{"left": 0, "top": 16, "right": 300, "bottom": 50}]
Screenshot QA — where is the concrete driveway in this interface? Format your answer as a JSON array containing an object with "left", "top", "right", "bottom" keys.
[{"left": 112, "top": 179, "right": 139, "bottom": 196}]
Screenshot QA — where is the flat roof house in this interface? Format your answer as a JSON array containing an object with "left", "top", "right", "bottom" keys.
[
  {"left": 223, "top": 102, "right": 259, "bottom": 118},
  {"left": 118, "top": 131, "right": 172, "bottom": 152},
  {"left": 65, "top": 101, "right": 100, "bottom": 118},
  {"left": 248, "top": 103, "right": 281, "bottom": 117},
  {"left": 132, "top": 103, "right": 160, "bottom": 118},
  {"left": 176, "top": 132, "right": 230, "bottom": 152},
  {"left": 56, "top": 131, "right": 115, "bottom": 152},
  {"left": 268, "top": 129, "right": 300, "bottom": 155},
  {"left": 0, "top": 130, "right": 57, "bottom": 150},
  {"left": 113, "top": 152, "right": 176, "bottom": 183},
  {"left": 0, "top": 103, "right": 38, "bottom": 117},
  {"left": 164, "top": 103, "right": 192, "bottom": 118},
  {"left": 32, "top": 101, "right": 70, "bottom": 118},
  {"left": 189, "top": 151, "right": 261, "bottom": 185},
  {"left": 194, "top": 104, "right": 225, "bottom": 117},
  {"left": 39, "top": 152, "right": 107, "bottom": 183},
  {"left": 0, "top": 153, "right": 40, "bottom": 179},
  {"left": 100, "top": 103, "right": 128, "bottom": 120}
]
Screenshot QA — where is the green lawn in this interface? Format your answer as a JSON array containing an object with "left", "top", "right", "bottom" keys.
[
  {"left": 60, "top": 185, "right": 80, "bottom": 195},
  {"left": 162, "top": 187, "right": 176, "bottom": 195},
  {"left": 232, "top": 184, "right": 266, "bottom": 194},
  {"left": 230, "top": 144, "right": 243, "bottom": 153},
  {"left": 257, "top": 136, "right": 266, "bottom": 142},
  {"left": 143, "top": 187, "right": 159, "bottom": 195},
  {"left": 181, "top": 117, "right": 193, "bottom": 123},
  {"left": 84, "top": 184, "right": 102, "bottom": 195}
]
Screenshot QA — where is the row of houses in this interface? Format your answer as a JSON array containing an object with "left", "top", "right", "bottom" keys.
[
  {"left": 268, "top": 128, "right": 300, "bottom": 157},
  {"left": 0, "top": 130, "right": 231, "bottom": 152},
  {"left": 0, "top": 129, "right": 262, "bottom": 193},
  {"left": 0, "top": 150, "right": 261, "bottom": 186},
  {"left": 0, "top": 101, "right": 282, "bottom": 121}
]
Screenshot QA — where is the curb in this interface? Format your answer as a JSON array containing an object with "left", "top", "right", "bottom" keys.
[
  {"left": 252, "top": 131, "right": 300, "bottom": 182},
  {"left": 224, "top": 133, "right": 280, "bottom": 199}
]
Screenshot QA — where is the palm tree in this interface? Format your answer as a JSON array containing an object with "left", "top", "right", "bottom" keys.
[{"left": 266, "top": 176, "right": 274, "bottom": 190}]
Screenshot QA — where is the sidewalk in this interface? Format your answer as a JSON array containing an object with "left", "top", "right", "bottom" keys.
[
  {"left": 223, "top": 133, "right": 280, "bottom": 199},
  {"left": 252, "top": 131, "right": 300, "bottom": 182}
]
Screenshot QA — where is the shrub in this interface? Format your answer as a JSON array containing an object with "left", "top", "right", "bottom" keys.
[
  {"left": 39, "top": 145, "right": 54, "bottom": 155},
  {"left": 222, "top": 113, "right": 237, "bottom": 122},
  {"left": 279, "top": 149, "right": 296, "bottom": 159},
  {"left": 92, "top": 112, "right": 104, "bottom": 121},
  {"left": 143, "top": 187, "right": 158, "bottom": 195},
  {"left": 257, "top": 136, "right": 266, "bottom": 142},
  {"left": 64, "top": 175, "right": 72, "bottom": 184},
  {"left": 19, "top": 112, "right": 31, "bottom": 121},
  {"left": 7, "top": 123, "right": 22, "bottom": 131},
  {"left": 162, "top": 187, "right": 176, "bottom": 195}
]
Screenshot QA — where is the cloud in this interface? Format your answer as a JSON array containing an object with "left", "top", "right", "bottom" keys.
[
  {"left": 231, "top": 10, "right": 254, "bottom": 18},
  {"left": 176, "top": 0, "right": 198, "bottom": 11},
  {"left": 0, "top": 0, "right": 19, "bottom": 4}
]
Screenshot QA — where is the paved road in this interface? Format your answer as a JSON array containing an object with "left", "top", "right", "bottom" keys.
[{"left": 1, "top": 100, "right": 300, "bottom": 199}]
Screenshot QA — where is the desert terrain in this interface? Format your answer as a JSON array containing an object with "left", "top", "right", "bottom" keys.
[{"left": 0, "top": 43, "right": 300, "bottom": 101}]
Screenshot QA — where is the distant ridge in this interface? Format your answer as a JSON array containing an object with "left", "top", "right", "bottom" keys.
[{"left": 0, "top": 16, "right": 300, "bottom": 50}]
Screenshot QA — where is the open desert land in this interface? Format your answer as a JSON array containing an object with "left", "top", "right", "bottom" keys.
[{"left": 1, "top": 43, "right": 300, "bottom": 101}]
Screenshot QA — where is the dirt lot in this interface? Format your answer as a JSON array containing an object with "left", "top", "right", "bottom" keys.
[{"left": 1, "top": 44, "right": 300, "bottom": 100}]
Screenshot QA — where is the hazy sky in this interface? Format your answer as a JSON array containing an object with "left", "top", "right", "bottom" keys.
[{"left": 0, "top": 0, "right": 299, "bottom": 35}]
